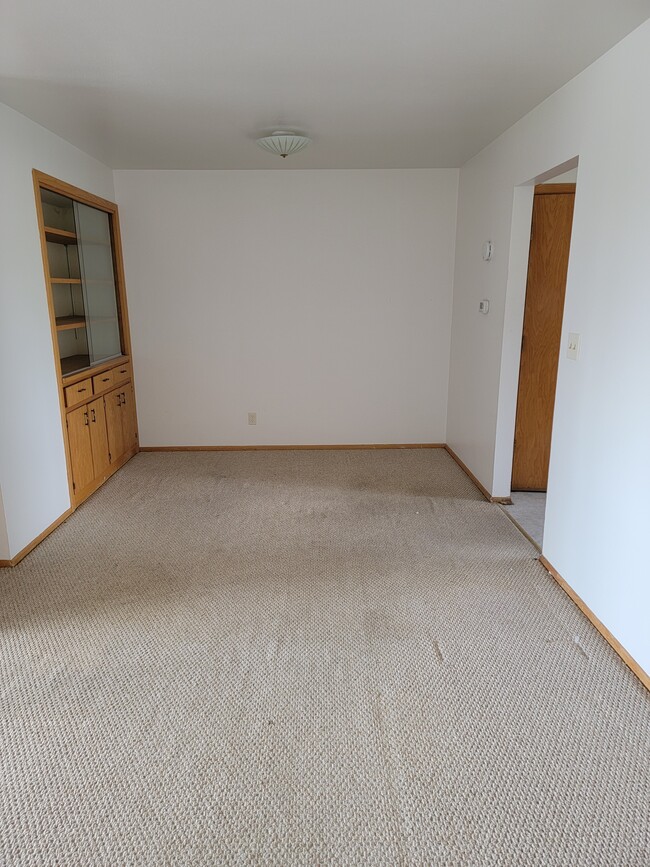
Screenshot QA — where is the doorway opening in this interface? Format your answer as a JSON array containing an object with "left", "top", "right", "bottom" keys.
[{"left": 503, "top": 167, "right": 577, "bottom": 547}]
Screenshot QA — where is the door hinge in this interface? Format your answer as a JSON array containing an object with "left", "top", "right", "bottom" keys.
[
  {"left": 109, "top": 452, "right": 112, "bottom": 462},
  {"left": 72, "top": 480, "right": 76, "bottom": 491}
]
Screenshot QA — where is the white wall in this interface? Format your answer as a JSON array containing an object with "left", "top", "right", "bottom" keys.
[
  {"left": 0, "top": 102, "right": 115, "bottom": 560},
  {"left": 447, "top": 20, "right": 650, "bottom": 672},
  {"left": 542, "top": 167, "right": 578, "bottom": 184},
  {"left": 114, "top": 169, "right": 458, "bottom": 447},
  {"left": 0, "top": 487, "right": 9, "bottom": 561}
]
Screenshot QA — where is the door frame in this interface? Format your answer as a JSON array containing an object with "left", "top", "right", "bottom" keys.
[
  {"left": 491, "top": 158, "right": 579, "bottom": 512},
  {"left": 511, "top": 182, "right": 576, "bottom": 492}
]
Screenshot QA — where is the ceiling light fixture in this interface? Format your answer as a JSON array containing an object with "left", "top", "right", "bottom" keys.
[{"left": 256, "top": 131, "right": 311, "bottom": 158}]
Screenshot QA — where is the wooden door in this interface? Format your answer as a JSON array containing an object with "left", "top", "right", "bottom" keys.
[
  {"left": 120, "top": 384, "right": 138, "bottom": 453},
  {"left": 105, "top": 386, "right": 125, "bottom": 462},
  {"left": 512, "top": 184, "right": 575, "bottom": 491},
  {"left": 88, "top": 396, "right": 111, "bottom": 477},
  {"left": 67, "top": 405, "right": 95, "bottom": 494}
]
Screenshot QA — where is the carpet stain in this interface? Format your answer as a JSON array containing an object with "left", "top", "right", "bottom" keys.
[{"left": 0, "top": 449, "right": 648, "bottom": 867}]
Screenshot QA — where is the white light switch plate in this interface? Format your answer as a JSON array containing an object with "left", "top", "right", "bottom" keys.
[{"left": 567, "top": 332, "right": 580, "bottom": 361}]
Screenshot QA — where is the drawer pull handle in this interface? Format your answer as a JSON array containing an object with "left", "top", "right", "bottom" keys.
[
  {"left": 78, "top": 387, "right": 87, "bottom": 393},
  {"left": 102, "top": 377, "right": 109, "bottom": 382},
  {"left": 91, "top": 409, "right": 96, "bottom": 423},
  {"left": 83, "top": 411, "right": 89, "bottom": 426}
]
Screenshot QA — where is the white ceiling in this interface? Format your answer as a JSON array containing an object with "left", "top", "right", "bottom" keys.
[{"left": 1, "top": 0, "right": 648, "bottom": 169}]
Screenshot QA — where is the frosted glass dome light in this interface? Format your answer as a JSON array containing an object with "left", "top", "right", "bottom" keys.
[{"left": 256, "top": 131, "right": 311, "bottom": 158}]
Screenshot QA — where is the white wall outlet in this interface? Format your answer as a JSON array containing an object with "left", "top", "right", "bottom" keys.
[
  {"left": 248, "top": 412, "right": 257, "bottom": 425},
  {"left": 479, "top": 299, "right": 490, "bottom": 314},
  {"left": 567, "top": 332, "right": 580, "bottom": 361}
]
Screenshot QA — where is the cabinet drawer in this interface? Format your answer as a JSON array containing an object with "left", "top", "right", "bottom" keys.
[
  {"left": 64, "top": 378, "right": 93, "bottom": 407},
  {"left": 92, "top": 370, "right": 114, "bottom": 392},
  {"left": 112, "top": 361, "right": 132, "bottom": 384}
]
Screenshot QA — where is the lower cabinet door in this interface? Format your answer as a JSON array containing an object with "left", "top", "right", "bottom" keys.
[
  {"left": 67, "top": 404, "right": 95, "bottom": 494},
  {"left": 105, "top": 386, "right": 125, "bottom": 461},
  {"left": 88, "top": 396, "right": 111, "bottom": 477},
  {"left": 120, "top": 384, "right": 138, "bottom": 453}
]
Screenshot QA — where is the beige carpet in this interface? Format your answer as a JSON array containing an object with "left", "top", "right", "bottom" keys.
[{"left": 0, "top": 449, "right": 648, "bottom": 866}]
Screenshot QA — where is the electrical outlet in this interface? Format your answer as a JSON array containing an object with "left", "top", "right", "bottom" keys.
[
  {"left": 567, "top": 333, "right": 580, "bottom": 361},
  {"left": 248, "top": 412, "right": 257, "bottom": 425}
]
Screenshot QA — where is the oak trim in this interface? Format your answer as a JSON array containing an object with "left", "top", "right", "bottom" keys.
[
  {"left": 444, "top": 445, "right": 511, "bottom": 503},
  {"left": 140, "top": 443, "right": 446, "bottom": 452},
  {"left": 0, "top": 508, "right": 74, "bottom": 568},
  {"left": 539, "top": 555, "right": 649, "bottom": 692},
  {"left": 534, "top": 183, "right": 577, "bottom": 195},
  {"left": 34, "top": 170, "right": 119, "bottom": 214},
  {"left": 500, "top": 504, "right": 541, "bottom": 551},
  {"left": 33, "top": 171, "right": 76, "bottom": 505}
]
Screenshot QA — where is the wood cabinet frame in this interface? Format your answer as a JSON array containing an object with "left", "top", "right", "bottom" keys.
[{"left": 33, "top": 170, "right": 139, "bottom": 507}]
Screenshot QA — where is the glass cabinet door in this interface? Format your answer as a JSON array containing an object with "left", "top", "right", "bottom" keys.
[{"left": 74, "top": 202, "right": 122, "bottom": 365}]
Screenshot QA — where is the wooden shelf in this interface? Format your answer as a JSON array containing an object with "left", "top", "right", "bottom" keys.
[
  {"left": 56, "top": 315, "right": 87, "bottom": 332},
  {"left": 44, "top": 227, "right": 77, "bottom": 245},
  {"left": 60, "top": 354, "right": 91, "bottom": 376},
  {"left": 51, "top": 277, "right": 82, "bottom": 284},
  {"left": 61, "top": 354, "right": 129, "bottom": 384}
]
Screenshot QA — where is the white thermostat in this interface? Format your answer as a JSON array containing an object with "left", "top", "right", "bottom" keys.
[{"left": 482, "top": 241, "right": 494, "bottom": 261}]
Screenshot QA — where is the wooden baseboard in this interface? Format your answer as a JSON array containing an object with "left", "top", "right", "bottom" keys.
[
  {"left": 0, "top": 449, "right": 139, "bottom": 568},
  {"left": 539, "top": 555, "right": 649, "bottom": 692},
  {"left": 0, "top": 507, "right": 74, "bottom": 569},
  {"left": 500, "top": 506, "right": 541, "bottom": 551},
  {"left": 140, "top": 443, "right": 446, "bottom": 452},
  {"left": 444, "top": 445, "right": 511, "bottom": 503}
]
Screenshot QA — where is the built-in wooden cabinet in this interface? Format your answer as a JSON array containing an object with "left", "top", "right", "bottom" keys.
[
  {"left": 88, "top": 396, "right": 111, "bottom": 479},
  {"left": 105, "top": 383, "right": 137, "bottom": 464},
  {"left": 34, "top": 171, "right": 139, "bottom": 507},
  {"left": 64, "top": 362, "right": 137, "bottom": 500}
]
